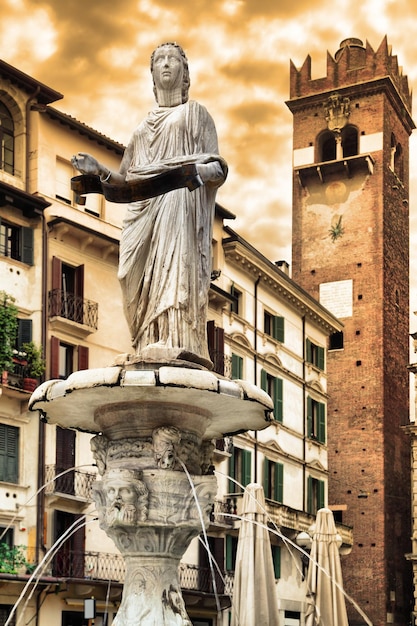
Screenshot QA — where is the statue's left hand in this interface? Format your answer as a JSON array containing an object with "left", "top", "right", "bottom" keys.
[
  {"left": 72, "top": 152, "right": 101, "bottom": 176},
  {"left": 196, "top": 162, "right": 224, "bottom": 184}
]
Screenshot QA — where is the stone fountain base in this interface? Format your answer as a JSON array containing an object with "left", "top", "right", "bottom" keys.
[{"left": 29, "top": 359, "right": 273, "bottom": 625}]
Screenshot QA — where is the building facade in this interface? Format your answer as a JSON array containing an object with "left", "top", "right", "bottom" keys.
[{"left": 287, "top": 37, "right": 414, "bottom": 625}]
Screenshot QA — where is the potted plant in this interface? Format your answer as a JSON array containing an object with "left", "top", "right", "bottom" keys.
[
  {"left": 0, "top": 543, "right": 29, "bottom": 574},
  {"left": 0, "top": 291, "right": 18, "bottom": 384},
  {"left": 22, "top": 341, "right": 46, "bottom": 392}
]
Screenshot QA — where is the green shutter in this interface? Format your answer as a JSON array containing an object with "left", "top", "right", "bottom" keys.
[
  {"left": 317, "top": 346, "right": 325, "bottom": 371},
  {"left": 306, "top": 338, "right": 312, "bottom": 364},
  {"left": 17, "top": 319, "right": 32, "bottom": 348},
  {"left": 275, "top": 462, "right": 284, "bottom": 503},
  {"left": 318, "top": 402, "right": 326, "bottom": 444},
  {"left": 273, "top": 316, "right": 284, "bottom": 343},
  {"left": 271, "top": 545, "right": 281, "bottom": 579},
  {"left": 228, "top": 448, "right": 236, "bottom": 493},
  {"left": 307, "top": 476, "right": 313, "bottom": 514},
  {"left": 21, "top": 227, "right": 34, "bottom": 265},
  {"left": 0, "top": 425, "right": 19, "bottom": 483},
  {"left": 263, "top": 458, "right": 270, "bottom": 496},
  {"left": 226, "top": 535, "right": 234, "bottom": 570},
  {"left": 273, "top": 377, "right": 283, "bottom": 422},
  {"left": 307, "top": 396, "right": 313, "bottom": 439},
  {"left": 241, "top": 449, "right": 252, "bottom": 487},
  {"left": 231, "top": 354, "right": 243, "bottom": 379},
  {"left": 260, "top": 368, "right": 267, "bottom": 392},
  {"left": 318, "top": 480, "right": 325, "bottom": 510}
]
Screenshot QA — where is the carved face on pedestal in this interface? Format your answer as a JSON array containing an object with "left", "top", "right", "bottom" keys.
[{"left": 102, "top": 468, "right": 148, "bottom": 526}]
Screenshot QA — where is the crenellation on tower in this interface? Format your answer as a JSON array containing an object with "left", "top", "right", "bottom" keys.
[{"left": 289, "top": 36, "right": 413, "bottom": 115}]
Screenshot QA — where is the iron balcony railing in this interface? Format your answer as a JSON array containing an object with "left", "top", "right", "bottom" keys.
[
  {"left": 48, "top": 549, "right": 234, "bottom": 595},
  {"left": 210, "top": 498, "right": 235, "bottom": 526},
  {"left": 48, "top": 289, "right": 98, "bottom": 330},
  {"left": 179, "top": 563, "right": 234, "bottom": 595},
  {"left": 52, "top": 550, "right": 126, "bottom": 581},
  {"left": 45, "top": 465, "right": 96, "bottom": 500}
]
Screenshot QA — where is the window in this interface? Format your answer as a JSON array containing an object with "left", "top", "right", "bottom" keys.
[
  {"left": 0, "top": 424, "right": 19, "bottom": 484},
  {"left": 306, "top": 338, "right": 325, "bottom": 370},
  {"left": 0, "top": 604, "right": 16, "bottom": 626},
  {"left": 55, "top": 427, "right": 76, "bottom": 494},
  {"left": 16, "top": 319, "right": 32, "bottom": 349},
  {"left": 307, "top": 476, "right": 325, "bottom": 514},
  {"left": 284, "top": 610, "right": 301, "bottom": 626},
  {"left": 230, "top": 284, "right": 241, "bottom": 315},
  {"left": 53, "top": 510, "right": 85, "bottom": 578},
  {"left": 318, "top": 125, "right": 358, "bottom": 162},
  {"left": 329, "top": 331, "right": 344, "bottom": 350},
  {"left": 342, "top": 125, "right": 358, "bottom": 157},
  {"left": 55, "top": 158, "right": 73, "bottom": 205},
  {"left": 50, "top": 336, "right": 89, "bottom": 380},
  {"left": 263, "top": 458, "right": 283, "bottom": 503},
  {"left": 0, "top": 526, "right": 13, "bottom": 548},
  {"left": 261, "top": 370, "right": 283, "bottom": 422},
  {"left": 0, "top": 102, "right": 14, "bottom": 174},
  {"left": 231, "top": 353, "right": 243, "bottom": 379},
  {"left": 49, "top": 257, "right": 98, "bottom": 329},
  {"left": 319, "top": 130, "right": 336, "bottom": 162},
  {"left": 0, "top": 219, "right": 33, "bottom": 265},
  {"left": 390, "top": 133, "right": 404, "bottom": 180},
  {"left": 207, "top": 320, "right": 225, "bottom": 376},
  {"left": 264, "top": 312, "right": 284, "bottom": 343},
  {"left": 228, "top": 447, "right": 252, "bottom": 493},
  {"left": 307, "top": 396, "right": 326, "bottom": 443},
  {"left": 226, "top": 534, "right": 238, "bottom": 571},
  {"left": 271, "top": 545, "right": 281, "bottom": 579}
]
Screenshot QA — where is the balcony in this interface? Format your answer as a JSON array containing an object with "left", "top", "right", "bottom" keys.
[
  {"left": 48, "top": 289, "right": 98, "bottom": 334},
  {"left": 231, "top": 493, "right": 353, "bottom": 550},
  {"left": 45, "top": 465, "right": 96, "bottom": 501},
  {"left": 47, "top": 549, "right": 233, "bottom": 599},
  {"left": 52, "top": 550, "right": 126, "bottom": 581},
  {"left": 210, "top": 498, "right": 236, "bottom": 527}
]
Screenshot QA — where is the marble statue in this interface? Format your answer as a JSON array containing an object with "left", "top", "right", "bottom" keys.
[{"left": 72, "top": 43, "right": 227, "bottom": 366}]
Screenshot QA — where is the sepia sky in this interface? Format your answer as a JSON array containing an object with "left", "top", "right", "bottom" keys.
[{"left": 2, "top": 0, "right": 417, "bottom": 332}]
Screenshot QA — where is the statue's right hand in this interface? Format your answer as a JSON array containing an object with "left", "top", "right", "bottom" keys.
[{"left": 71, "top": 152, "right": 101, "bottom": 176}]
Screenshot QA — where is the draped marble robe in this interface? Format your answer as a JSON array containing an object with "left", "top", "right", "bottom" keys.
[{"left": 117, "top": 100, "right": 227, "bottom": 363}]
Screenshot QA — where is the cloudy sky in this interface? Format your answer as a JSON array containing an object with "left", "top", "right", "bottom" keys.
[{"left": 2, "top": 0, "right": 417, "bottom": 327}]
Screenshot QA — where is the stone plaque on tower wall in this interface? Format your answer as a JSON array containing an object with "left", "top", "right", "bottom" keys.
[{"left": 319, "top": 279, "right": 353, "bottom": 319}]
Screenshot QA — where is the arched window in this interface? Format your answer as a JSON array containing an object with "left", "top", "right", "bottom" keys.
[
  {"left": 342, "top": 125, "right": 358, "bottom": 157},
  {"left": 0, "top": 102, "right": 14, "bottom": 174},
  {"left": 394, "top": 143, "right": 403, "bottom": 180},
  {"left": 319, "top": 130, "right": 336, "bottom": 162}
]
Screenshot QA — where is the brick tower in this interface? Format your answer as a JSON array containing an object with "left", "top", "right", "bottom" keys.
[{"left": 287, "top": 37, "right": 413, "bottom": 625}]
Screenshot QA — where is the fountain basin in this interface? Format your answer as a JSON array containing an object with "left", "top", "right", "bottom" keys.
[{"left": 29, "top": 363, "right": 274, "bottom": 438}]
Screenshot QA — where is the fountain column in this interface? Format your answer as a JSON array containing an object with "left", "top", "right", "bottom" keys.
[{"left": 29, "top": 359, "right": 273, "bottom": 625}]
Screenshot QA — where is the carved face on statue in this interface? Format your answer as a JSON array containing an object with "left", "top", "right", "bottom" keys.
[{"left": 102, "top": 468, "right": 148, "bottom": 526}]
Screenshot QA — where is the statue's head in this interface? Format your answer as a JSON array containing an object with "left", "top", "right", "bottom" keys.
[{"left": 150, "top": 42, "right": 190, "bottom": 104}]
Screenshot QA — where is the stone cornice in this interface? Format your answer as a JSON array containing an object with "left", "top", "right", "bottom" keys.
[{"left": 222, "top": 232, "right": 343, "bottom": 335}]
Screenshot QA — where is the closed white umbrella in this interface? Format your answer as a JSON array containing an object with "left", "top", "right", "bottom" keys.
[
  {"left": 231, "top": 483, "right": 279, "bottom": 626},
  {"left": 305, "top": 508, "right": 349, "bottom": 626}
]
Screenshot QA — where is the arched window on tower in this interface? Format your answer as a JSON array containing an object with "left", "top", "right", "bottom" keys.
[
  {"left": 395, "top": 143, "right": 403, "bottom": 180},
  {"left": 341, "top": 125, "right": 358, "bottom": 157},
  {"left": 0, "top": 102, "right": 14, "bottom": 174},
  {"left": 318, "top": 130, "right": 336, "bottom": 162},
  {"left": 390, "top": 133, "right": 403, "bottom": 180}
]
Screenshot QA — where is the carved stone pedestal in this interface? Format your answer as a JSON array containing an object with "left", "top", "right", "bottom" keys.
[{"left": 29, "top": 360, "right": 273, "bottom": 625}]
